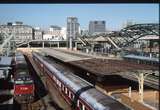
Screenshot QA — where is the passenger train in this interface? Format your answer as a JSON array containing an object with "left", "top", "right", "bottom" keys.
[
  {"left": 13, "top": 52, "right": 35, "bottom": 104},
  {"left": 32, "top": 52, "right": 130, "bottom": 110}
]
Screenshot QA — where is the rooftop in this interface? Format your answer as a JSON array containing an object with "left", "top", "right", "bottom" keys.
[{"left": 0, "top": 56, "right": 12, "bottom": 67}]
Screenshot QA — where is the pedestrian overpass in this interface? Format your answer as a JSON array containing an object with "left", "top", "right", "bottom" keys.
[{"left": 77, "top": 23, "right": 159, "bottom": 53}]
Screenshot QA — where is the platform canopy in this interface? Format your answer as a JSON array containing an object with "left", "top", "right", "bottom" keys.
[{"left": 0, "top": 56, "right": 12, "bottom": 67}]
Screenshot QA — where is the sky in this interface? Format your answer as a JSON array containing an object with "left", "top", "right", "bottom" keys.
[{"left": 0, "top": 4, "right": 159, "bottom": 31}]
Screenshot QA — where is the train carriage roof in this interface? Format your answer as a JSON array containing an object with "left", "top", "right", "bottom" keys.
[
  {"left": 81, "top": 89, "right": 129, "bottom": 110},
  {"left": 33, "top": 52, "right": 93, "bottom": 92},
  {"left": 33, "top": 52, "right": 130, "bottom": 110}
]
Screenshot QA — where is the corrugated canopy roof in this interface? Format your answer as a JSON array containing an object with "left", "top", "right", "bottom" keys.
[
  {"left": 93, "top": 36, "right": 107, "bottom": 42},
  {"left": 69, "top": 58, "right": 158, "bottom": 76}
]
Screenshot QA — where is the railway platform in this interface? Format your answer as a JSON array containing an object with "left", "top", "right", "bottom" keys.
[
  {"left": 18, "top": 48, "right": 159, "bottom": 110},
  {"left": 37, "top": 48, "right": 159, "bottom": 89}
]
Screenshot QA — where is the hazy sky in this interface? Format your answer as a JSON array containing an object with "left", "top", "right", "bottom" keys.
[{"left": 0, "top": 4, "right": 159, "bottom": 30}]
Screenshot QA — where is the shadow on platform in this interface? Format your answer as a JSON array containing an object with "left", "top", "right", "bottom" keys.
[
  {"left": 49, "top": 101, "right": 63, "bottom": 110},
  {"left": 24, "top": 55, "right": 48, "bottom": 102}
]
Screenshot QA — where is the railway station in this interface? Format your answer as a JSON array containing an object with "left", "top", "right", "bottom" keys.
[
  {"left": 0, "top": 4, "right": 159, "bottom": 110},
  {"left": 0, "top": 23, "right": 159, "bottom": 110}
]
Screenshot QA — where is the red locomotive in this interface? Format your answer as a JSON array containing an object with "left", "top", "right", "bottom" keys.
[{"left": 13, "top": 52, "right": 35, "bottom": 104}]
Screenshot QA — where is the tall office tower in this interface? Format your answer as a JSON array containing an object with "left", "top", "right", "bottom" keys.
[
  {"left": 67, "top": 17, "right": 79, "bottom": 49},
  {"left": 89, "top": 21, "right": 106, "bottom": 35}
]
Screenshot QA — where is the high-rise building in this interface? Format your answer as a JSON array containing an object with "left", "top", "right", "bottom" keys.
[
  {"left": 34, "top": 27, "right": 43, "bottom": 40},
  {"left": 89, "top": 21, "right": 106, "bottom": 35},
  {"left": 43, "top": 25, "right": 65, "bottom": 41},
  {"left": 67, "top": 17, "right": 79, "bottom": 49}
]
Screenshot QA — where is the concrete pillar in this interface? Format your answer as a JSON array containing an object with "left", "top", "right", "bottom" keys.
[
  {"left": 75, "top": 42, "right": 77, "bottom": 50},
  {"left": 69, "top": 37, "right": 73, "bottom": 50},
  {"left": 27, "top": 43, "right": 30, "bottom": 48},
  {"left": 49, "top": 42, "right": 51, "bottom": 48},
  {"left": 86, "top": 48, "right": 89, "bottom": 53},
  {"left": 138, "top": 73, "right": 144, "bottom": 103},
  {"left": 91, "top": 44, "right": 94, "bottom": 53},
  {"left": 149, "top": 53, "right": 152, "bottom": 58},
  {"left": 129, "top": 86, "right": 132, "bottom": 98}
]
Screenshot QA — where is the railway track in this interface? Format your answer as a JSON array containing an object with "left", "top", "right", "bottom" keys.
[
  {"left": 20, "top": 104, "right": 28, "bottom": 110},
  {"left": 28, "top": 53, "right": 71, "bottom": 110},
  {"left": 24, "top": 52, "right": 69, "bottom": 110},
  {"left": 24, "top": 54, "right": 48, "bottom": 110},
  {"left": 21, "top": 50, "right": 159, "bottom": 110},
  {"left": 20, "top": 103, "right": 32, "bottom": 110}
]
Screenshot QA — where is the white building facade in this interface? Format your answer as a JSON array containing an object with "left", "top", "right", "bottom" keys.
[
  {"left": 43, "top": 26, "right": 66, "bottom": 41},
  {"left": 0, "top": 22, "right": 34, "bottom": 43},
  {"left": 34, "top": 27, "right": 43, "bottom": 40}
]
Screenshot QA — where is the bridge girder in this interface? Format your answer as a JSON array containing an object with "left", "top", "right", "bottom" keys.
[
  {"left": 119, "top": 23, "right": 159, "bottom": 48},
  {"left": 79, "top": 23, "right": 159, "bottom": 52}
]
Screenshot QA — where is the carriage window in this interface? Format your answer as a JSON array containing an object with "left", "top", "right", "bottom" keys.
[
  {"left": 79, "top": 101, "right": 83, "bottom": 110},
  {"left": 67, "top": 90, "right": 70, "bottom": 96},
  {"left": 69, "top": 91, "right": 71, "bottom": 98},
  {"left": 84, "top": 107, "right": 89, "bottom": 110},
  {"left": 55, "top": 76, "right": 57, "bottom": 81},
  {"left": 62, "top": 85, "right": 65, "bottom": 91},
  {"left": 59, "top": 82, "right": 61, "bottom": 87},
  {"left": 53, "top": 76, "right": 56, "bottom": 81},
  {"left": 57, "top": 79, "right": 59, "bottom": 84},
  {"left": 71, "top": 93, "right": 74, "bottom": 99}
]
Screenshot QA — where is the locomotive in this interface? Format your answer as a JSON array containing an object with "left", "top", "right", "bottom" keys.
[
  {"left": 13, "top": 51, "right": 35, "bottom": 104},
  {"left": 32, "top": 52, "right": 130, "bottom": 110}
]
